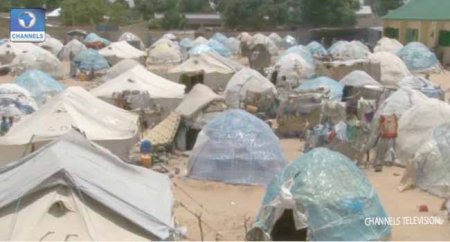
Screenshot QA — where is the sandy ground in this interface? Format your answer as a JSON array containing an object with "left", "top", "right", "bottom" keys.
[{"left": 1, "top": 61, "right": 450, "bottom": 241}]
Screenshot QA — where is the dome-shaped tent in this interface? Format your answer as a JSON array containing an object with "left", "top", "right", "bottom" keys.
[
  {"left": 9, "top": 46, "right": 63, "bottom": 79},
  {"left": 188, "top": 109, "right": 287, "bottom": 185},
  {"left": 306, "top": 41, "right": 328, "bottom": 59},
  {"left": 296, "top": 76, "right": 344, "bottom": 101},
  {"left": 74, "top": 49, "right": 110, "bottom": 72},
  {"left": 398, "top": 76, "right": 444, "bottom": 100},
  {"left": 58, "top": 39, "right": 87, "bottom": 61},
  {"left": 374, "top": 37, "right": 403, "bottom": 53},
  {"left": 224, "top": 37, "right": 241, "bottom": 55},
  {"left": 179, "top": 38, "right": 194, "bottom": 50},
  {"left": 14, "top": 70, "right": 64, "bottom": 105},
  {"left": 397, "top": 42, "right": 440, "bottom": 73},
  {"left": 268, "top": 33, "right": 283, "bottom": 47},
  {"left": 340, "top": 70, "right": 381, "bottom": 87},
  {"left": 211, "top": 32, "right": 228, "bottom": 43},
  {"left": 225, "top": 68, "right": 277, "bottom": 111},
  {"left": 38, "top": 34, "right": 63, "bottom": 56},
  {"left": 282, "top": 35, "right": 298, "bottom": 49},
  {"left": 282, "top": 45, "right": 315, "bottom": 67},
  {"left": 118, "top": 32, "right": 145, "bottom": 50},
  {"left": 207, "top": 39, "right": 232, "bottom": 57},
  {"left": 99, "top": 41, "right": 146, "bottom": 65},
  {"left": 84, "top": 33, "right": 111, "bottom": 49},
  {"left": 147, "top": 42, "right": 183, "bottom": 65},
  {"left": 328, "top": 41, "right": 370, "bottom": 61},
  {"left": 250, "top": 33, "right": 279, "bottom": 56},
  {"left": 274, "top": 53, "right": 315, "bottom": 87},
  {"left": 0, "top": 83, "right": 37, "bottom": 117},
  {"left": 368, "top": 52, "right": 411, "bottom": 86},
  {"left": 188, "top": 44, "right": 216, "bottom": 56},
  {"left": 249, "top": 147, "right": 391, "bottom": 241}
]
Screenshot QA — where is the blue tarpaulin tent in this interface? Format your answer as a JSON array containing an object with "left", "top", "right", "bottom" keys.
[
  {"left": 74, "top": 49, "right": 110, "bottom": 72},
  {"left": 15, "top": 70, "right": 64, "bottom": 105}
]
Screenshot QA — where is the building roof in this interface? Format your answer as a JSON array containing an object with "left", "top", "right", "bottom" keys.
[{"left": 383, "top": 0, "right": 450, "bottom": 21}]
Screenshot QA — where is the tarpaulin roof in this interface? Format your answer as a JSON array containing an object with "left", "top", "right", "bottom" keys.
[
  {"left": 99, "top": 41, "right": 146, "bottom": 59},
  {"left": 74, "top": 49, "right": 110, "bottom": 71},
  {"left": 175, "top": 83, "right": 223, "bottom": 119},
  {"left": 14, "top": 70, "right": 64, "bottom": 105},
  {"left": 170, "top": 52, "right": 243, "bottom": 74}
]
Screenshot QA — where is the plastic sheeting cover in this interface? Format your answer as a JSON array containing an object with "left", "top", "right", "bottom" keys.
[
  {"left": 282, "top": 35, "right": 298, "bottom": 48},
  {"left": 211, "top": 32, "right": 228, "bottom": 43},
  {"left": 275, "top": 53, "right": 315, "bottom": 86},
  {"left": 14, "top": 70, "right": 64, "bottom": 105},
  {"left": 328, "top": 41, "right": 370, "bottom": 61},
  {"left": 74, "top": 49, "right": 110, "bottom": 71},
  {"left": 340, "top": 70, "right": 381, "bottom": 87},
  {"left": 296, "top": 76, "right": 344, "bottom": 101},
  {"left": 188, "top": 109, "right": 287, "bottom": 185},
  {"left": 306, "top": 41, "right": 328, "bottom": 58},
  {"left": 253, "top": 147, "right": 391, "bottom": 241},
  {"left": 398, "top": 76, "right": 444, "bottom": 100},
  {"left": 207, "top": 39, "right": 232, "bottom": 57},
  {"left": 188, "top": 44, "right": 215, "bottom": 56},
  {"left": 179, "top": 38, "right": 194, "bottom": 50},
  {"left": 282, "top": 45, "right": 315, "bottom": 67},
  {"left": 84, "top": 33, "right": 111, "bottom": 45},
  {"left": 397, "top": 42, "right": 439, "bottom": 73}
]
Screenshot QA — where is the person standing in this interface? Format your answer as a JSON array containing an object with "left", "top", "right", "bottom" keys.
[{"left": 374, "top": 114, "right": 398, "bottom": 172}]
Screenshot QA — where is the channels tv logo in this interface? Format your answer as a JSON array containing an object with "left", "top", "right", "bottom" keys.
[{"left": 10, "top": 8, "right": 46, "bottom": 42}]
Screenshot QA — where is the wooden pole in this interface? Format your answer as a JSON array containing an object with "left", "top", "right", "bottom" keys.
[{"left": 196, "top": 213, "right": 204, "bottom": 242}]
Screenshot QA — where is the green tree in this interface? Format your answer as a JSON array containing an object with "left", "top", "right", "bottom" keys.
[
  {"left": 108, "top": 0, "right": 128, "bottom": 25},
  {"left": 300, "top": 0, "right": 360, "bottom": 27},
  {"left": 60, "top": 0, "right": 107, "bottom": 26},
  {"left": 373, "top": 0, "right": 404, "bottom": 16},
  {"left": 1, "top": 0, "right": 62, "bottom": 11},
  {"left": 159, "top": 0, "right": 186, "bottom": 29}
]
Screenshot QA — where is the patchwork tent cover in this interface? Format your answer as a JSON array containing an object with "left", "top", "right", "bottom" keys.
[
  {"left": 118, "top": 32, "right": 145, "bottom": 49},
  {"left": 368, "top": 51, "right": 412, "bottom": 86},
  {"left": 14, "top": 70, "right": 65, "bottom": 105},
  {"left": 9, "top": 45, "right": 63, "bottom": 79},
  {"left": 225, "top": 68, "right": 277, "bottom": 108},
  {"left": 147, "top": 42, "right": 183, "bottom": 65},
  {"left": 401, "top": 122, "right": 450, "bottom": 198},
  {"left": 328, "top": 40, "right": 370, "bottom": 61},
  {"left": 58, "top": 39, "right": 87, "bottom": 61},
  {"left": 397, "top": 42, "right": 439, "bottom": 73},
  {"left": 84, "top": 33, "right": 111, "bottom": 46},
  {"left": 92, "top": 65, "right": 185, "bottom": 99},
  {"left": 207, "top": 39, "right": 232, "bottom": 57},
  {"left": 188, "top": 44, "right": 216, "bottom": 56},
  {"left": 0, "top": 87, "right": 138, "bottom": 145},
  {"left": 398, "top": 76, "right": 444, "bottom": 99},
  {"left": 99, "top": 41, "right": 146, "bottom": 59},
  {"left": 296, "top": 76, "right": 344, "bottom": 101},
  {"left": 170, "top": 52, "right": 243, "bottom": 74},
  {"left": 397, "top": 99, "right": 450, "bottom": 164},
  {"left": 0, "top": 131, "right": 175, "bottom": 240},
  {"left": 340, "top": 70, "right": 381, "bottom": 87},
  {"left": 0, "top": 83, "right": 37, "bottom": 116},
  {"left": 144, "top": 112, "right": 181, "bottom": 146},
  {"left": 74, "top": 49, "right": 110, "bottom": 71},
  {"left": 250, "top": 147, "right": 391, "bottom": 241},
  {"left": 188, "top": 109, "right": 287, "bottom": 185},
  {"left": 175, "top": 83, "right": 223, "bottom": 119}
]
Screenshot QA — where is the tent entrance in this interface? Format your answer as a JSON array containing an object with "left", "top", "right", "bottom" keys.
[
  {"left": 270, "top": 209, "right": 307, "bottom": 241},
  {"left": 186, "top": 128, "right": 200, "bottom": 151},
  {"left": 180, "top": 72, "right": 204, "bottom": 93}
]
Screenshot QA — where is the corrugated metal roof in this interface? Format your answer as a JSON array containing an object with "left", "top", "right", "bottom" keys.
[{"left": 383, "top": 0, "right": 450, "bottom": 21}]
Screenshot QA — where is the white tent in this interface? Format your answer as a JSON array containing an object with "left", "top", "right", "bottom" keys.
[
  {"left": 274, "top": 53, "right": 315, "bottom": 87},
  {"left": 268, "top": 33, "right": 283, "bottom": 47},
  {"left": 192, "top": 36, "right": 209, "bottom": 47},
  {"left": 0, "top": 131, "right": 176, "bottom": 240},
  {"left": 10, "top": 48, "right": 64, "bottom": 79},
  {"left": 176, "top": 83, "right": 223, "bottom": 119},
  {"left": 58, "top": 39, "right": 87, "bottom": 61},
  {"left": 225, "top": 68, "right": 277, "bottom": 109},
  {"left": 340, "top": 70, "right": 381, "bottom": 87},
  {"left": 374, "top": 37, "right": 403, "bottom": 53},
  {"left": 38, "top": 34, "right": 63, "bottom": 56},
  {"left": 99, "top": 41, "right": 146, "bottom": 65},
  {"left": 105, "top": 59, "right": 141, "bottom": 80},
  {"left": 0, "top": 87, "right": 138, "bottom": 164},
  {"left": 250, "top": 33, "right": 279, "bottom": 56},
  {"left": 92, "top": 65, "right": 185, "bottom": 100},
  {"left": 0, "top": 83, "right": 38, "bottom": 117},
  {"left": 368, "top": 52, "right": 412, "bottom": 86},
  {"left": 118, "top": 32, "right": 145, "bottom": 50},
  {"left": 328, "top": 40, "right": 370, "bottom": 61},
  {"left": 396, "top": 99, "right": 450, "bottom": 164}
]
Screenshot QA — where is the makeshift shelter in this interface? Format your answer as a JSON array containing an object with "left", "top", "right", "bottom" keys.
[
  {"left": 74, "top": 49, "right": 110, "bottom": 75},
  {"left": 99, "top": 41, "right": 146, "bottom": 65},
  {"left": 282, "top": 45, "right": 315, "bottom": 67},
  {"left": 296, "top": 76, "right": 344, "bottom": 101},
  {"left": 397, "top": 42, "right": 440, "bottom": 73},
  {"left": 0, "top": 87, "right": 139, "bottom": 164},
  {"left": 400, "top": 122, "right": 450, "bottom": 198},
  {"left": 248, "top": 148, "right": 391, "bottom": 241},
  {"left": 398, "top": 76, "right": 444, "bottom": 100},
  {"left": 188, "top": 44, "right": 216, "bottom": 56},
  {"left": 238, "top": 32, "right": 253, "bottom": 45},
  {"left": 225, "top": 68, "right": 277, "bottom": 113},
  {"left": 0, "top": 83, "right": 37, "bottom": 118},
  {"left": 268, "top": 33, "right": 283, "bottom": 47},
  {"left": 282, "top": 35, "right": 298, "bottom": 49},
  {"left": 58, "top": 39, "right": 87, "bottom": 61},
  {"left": 175, "top": 84, "right": 226, "bottom": 150},
  {"left": 0, "top": 42, "right": 44, "bottom": 65},
  {"left": 147, "top": 42, "right": 183, "bottom": 65},
  {"left": 368, "top": 52, "right": 412, "bottom": 86},
  {"left": 179, "top": 38, "right": 194, "bottom": 51},
  {"left": 91, "top": 65, "right": 185, "bottom": 112},
  {"left": 211, "top": 32, "right": 228, "bottom": 43},
  {"left": 118, "top": 32, "right": 145, "bottom": 50},
  {"left": 250, "top": 33, "right": 279, "bottom": 56},
  {"left": 162, "top": 33, "right": 177, "bottom": 41},
  {"left": 0, "top": 131, "right": 176, "bottom": 240},
  {"left": 207, "top": 39, "right": 232, "bottom": 57},
  {"left": 273, "top": 53, "right": 315, "bottom": 88},
  {"left": 328, "top": 40, "right": 370, "bottom": 61},
  {"left": 188, "top": 109, "right": 287, "bottom": 185},
  {"left": 340, "top": 70, "right": 381, "bottom": 87},
  {"left": 396, "top": 99, "right": 450, "bottom": 164},
  {"left": 144, "top": 112, "right": 181, "bottom": 148},
  {"left": 8, "top": 44, "right": 64, "bottom": 79},
  {"left": 67, "top": 29, "right": 87, "bottom": 41},
  {"left": 37, "top": 34, "right": 63, "bottom": 56},
  {"left": 105, "top": 59, "right": 141, "bottom": 80},
  {"left": 224, "top": 37, "right": 241, "bottom": 55},
  {"left": 374, "top": 37, "right": 403, "bottom": 53},
  {"left": 169, "top": 52, "right": 244, "bottom": 91},
  {"left": 192, "top": 36, "right": 209, "bottom": 47},
  {"left": 84, "top": 33, "right": 111, "bottom": 49},
  {"left": 306, "top": 41, "right": 329, "bottom": 59},
  {"left": 14, "top": 70, "right": 64, "bottom": 106}
]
